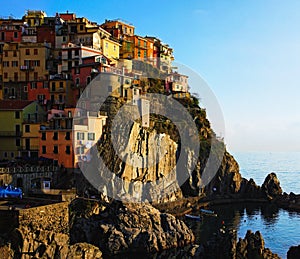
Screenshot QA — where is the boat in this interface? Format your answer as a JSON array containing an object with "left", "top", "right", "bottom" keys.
[
  {"left": 200, "top": 209, "right": 218, "bottom": 217},
  {"left": 185, "top": 214, "right": 201, "bottom": 221}
]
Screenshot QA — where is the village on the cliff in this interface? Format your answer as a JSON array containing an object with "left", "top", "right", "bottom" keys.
[{"left": 0, "top": 10, "right": 190, "bottom": 196}]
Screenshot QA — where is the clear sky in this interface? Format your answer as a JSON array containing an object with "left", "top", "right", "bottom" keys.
[{"left": 1, "top": 0, "right": 300, "bottom": 152}]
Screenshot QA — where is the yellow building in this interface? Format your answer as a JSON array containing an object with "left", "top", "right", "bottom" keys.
[
  {"left": 22, "top": 10, "right": 47, "bottom": 42},
  {"left": 98, "top": 27, "right": 120, "bottom": 64},
  {"left": 1, "top": 42, "right": 50, "bottom": 84},
  {"left": 23, "top": 10, "right": 47, "bottom": 27},
  {"left": 0, "top": 100, "right": 45, "bottom": 160},
  {"left": 21, "top": 122, "right": 42, "bottom": 159},
  {"left": 19, "top": 42, "right": 50, "bottom": 82}
]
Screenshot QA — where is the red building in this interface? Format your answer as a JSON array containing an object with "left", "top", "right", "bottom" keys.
[
  {"left": 0, "top": 19, "right": 23, "bottom": 43},
  {"left": 70, "top": 55, "right": 111, "bottom": 106},
  {"left": 37, "top": 25, "right": 56, "bottom": 47},
  {"left": 27, "top": 81, "right": 50, "bottom": 106}
]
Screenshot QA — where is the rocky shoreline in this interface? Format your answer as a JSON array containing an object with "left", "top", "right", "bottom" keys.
[{"left": 0, "top": 172, "right": 299, "bottom": 258}]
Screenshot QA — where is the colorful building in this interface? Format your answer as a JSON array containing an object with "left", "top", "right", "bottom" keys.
[
  {"left": 0, "top": 100, "right": 45, "bottom": 160},
  {"left": 0, "top": 18, "right": 23, "bottom": 43},
  {"left": 73, "top": 110, "right": 107, "bottom": 168},
  {"left": 39, "top": 108, "right": 74, "bottom": 168}
]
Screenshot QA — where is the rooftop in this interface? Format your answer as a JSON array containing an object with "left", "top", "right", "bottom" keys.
[{"left": 0, "top": 100, "right": 35, "bottom": 110}]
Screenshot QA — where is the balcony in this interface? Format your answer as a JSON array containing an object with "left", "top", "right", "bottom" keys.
[
  {"left": 0, "top": 131, "right": 22, "bottom": 137},
  {"left": 20, "top": 65, "right": 34, "bottom": 71}
]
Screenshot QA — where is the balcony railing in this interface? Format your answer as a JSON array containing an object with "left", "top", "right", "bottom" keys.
[
  {"left": 0, "top": 131, "right": 22, "bottom": 137},
  {"left": 20, "top": 65, "right": 34, "bottom": 71}
]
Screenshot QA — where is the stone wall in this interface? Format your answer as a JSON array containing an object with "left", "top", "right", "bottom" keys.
[{"left": 18, "top": 201, "right": 69, "bottom": 234}]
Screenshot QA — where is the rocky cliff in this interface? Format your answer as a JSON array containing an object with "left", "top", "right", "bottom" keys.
[{"left": 80, "top": 93, "right": 245, "bottom": 203}]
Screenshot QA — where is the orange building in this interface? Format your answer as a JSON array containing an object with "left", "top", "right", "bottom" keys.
[{"left": 39, "top": 108, "right": 75, "bottom": 168}]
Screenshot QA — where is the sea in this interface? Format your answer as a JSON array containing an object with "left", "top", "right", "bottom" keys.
[{"left": 187, "top": 152, "right": 300, "bottom": 259}]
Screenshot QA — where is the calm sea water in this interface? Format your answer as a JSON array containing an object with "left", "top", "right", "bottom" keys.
[
  {"left": 232, "top": 151, "right": 300, "bottom": 194},
  {"left": 187, "top": 152, "right": 300, "bottom": 259}
]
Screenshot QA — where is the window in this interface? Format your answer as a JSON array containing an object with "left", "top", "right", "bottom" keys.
[
  {"left": 31, "top": 82, "right": 37, "bottom": 89},
  {"left": 14, "top": 72, "right": 18, "bottom": 81},
  {"left": 88, "top": 133, "right": 95, "bottom": 140},
  {"left": 4, "top": 152, "right": 7, "bottom": 158},
  {"left": 14, "top": 31, "right": 18, "bottom": 38},
  {"left": 15, "top": 111, "right": 20, "bottom": 119},
  {"left": 32, "top": 60, "right": 40, "bottom": 67},
  {"left": 80, "top": 25, "right": 84, "bottom": 31},
  {"left": 11, "top": 152, "right": 14, "bottom": 158},
  {"left": 24, "top": 60, "right": 30, "bottom": 67},
  {"left": 42, "top": 132, "right": 46, "bottom": 140},
  {"left": 25, "top": 49, "right": 30, "bottom": 55},
  {"left": 42, "top": 146, "right": 46, "bottom": 154},
  {"left": 25, "top": 125, "right": 30, "bottom": 133},
  {"left": 59, "top": 82, "right": 64, "bottom": 88},
  {"left": 86, "top": 76, "right": 91, "bottom": 85},
  {"left": 51, "top": 82, "right": 56, "bottom": 91},
  {"left": 75, "top": 78, "right": 80, "bottom": 86},
  {"left": 34, "top": 49, "right": 38, "bottom": 55},
  {"left": 3, "top": 61, "right": 9, "bottom": 67},
  {"left": 138, "top": 50, "right": 141, "bottom": 57},
  {"left": 138, "top": 39, "right": 140, "bottom": 46},
  {"left": 24, "top": 85, "right": 28, "bottom": 92},
  {"left": 4, "top": 72, "right": 7, "bottom": 79},
  {"left": 13, "top": 51, "right": 17, "bottom": 57},
  {"left": 74, "top": 49, "right": 79, "bottom": 56},
  {"left": 65, "top": 145, "right": 71, "bottom": 154},
  {"left": 16, "top": 138, "right": 20, "bottom": 147},
  {"left": 77, "top": 132, "right": 84, "bottom": 140},
  {"left": 12, "top": 61, "right": 18, "bottom": 67},
  {"left": 144, "top": 51, "right": 147, "bottom": 59},
  {"left": 53, "top": 132, "right": 58, "bottom": 140},
  {"left": 4, "top": 51, "right": 8, "bottom": 57},
  {"left": 53, "top": 145, "right": 58, "bottom": 154},
  {"left": 34, "top": 72, "right": 38, "bottom": 80},
  {"left": 37, "top": 94, "right": 45, "bottom": 101},
  {"left": 65, "top": 132, "right": 70, "bottom": 140}
]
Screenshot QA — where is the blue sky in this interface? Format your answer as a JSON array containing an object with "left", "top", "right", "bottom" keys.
[{"left": 1, "top": 0, "right": 300, "bottom": 152}]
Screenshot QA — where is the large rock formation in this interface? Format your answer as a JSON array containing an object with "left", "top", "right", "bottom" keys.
[
  {"left": 262, "top": 172, "right": 283, "bottom": 199},
  {"left": 70, "top": 199, "right": 195, "bottom": 256},
  {"left": 200, "top": 229, "right": 280, "bottom": 259}
]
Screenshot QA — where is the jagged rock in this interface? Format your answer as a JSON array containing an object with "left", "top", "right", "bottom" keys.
[
  {"left": 204, "top": 151, "right": 242, "bottom": 196},
  {"left": 202, "top": 229, "right": 279, "bottom": 259},
  {"left": 236, "top": 230, "right": 280, "bottom": 259},
  {"left": 287, "top": 245, "right": 300, "bottom": 259},
  {"left": 262, "top": 173, "right": 283, "bottom": 199},
  {"left": 239, "top": 178, "right": 263, "bottom": 198},
  {"left": 67, "top": 243, "right": 102, "bottom": 259},
  {"left": 70, "top": 200, "right": 195, "bottom": 256}
]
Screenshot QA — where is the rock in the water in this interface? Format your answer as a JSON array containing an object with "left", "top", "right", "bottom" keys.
[
  {"left": 202, "top": 229, "right": 280, "bottom": 259},
  {"left": 236, "top": 230, "right": 280, "bottom": 259},
  {"left": 262, "top": 173, "right": 283, "bottom": 199},
  {"left": 287, "top": 244, "right": 300, "bottom": 259}
]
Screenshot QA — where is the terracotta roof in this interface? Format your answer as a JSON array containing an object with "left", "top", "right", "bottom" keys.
[{"left": 0, "top": 100, "right": 35, "bottom": 110}]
